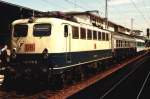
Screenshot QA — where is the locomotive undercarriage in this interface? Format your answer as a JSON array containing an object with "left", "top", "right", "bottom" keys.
[
  {"left": 2, "top": 48, "right": 141, "bottom": 90},
  {"left": 3, "top": 57, "right": 113, "bottom": 90}
]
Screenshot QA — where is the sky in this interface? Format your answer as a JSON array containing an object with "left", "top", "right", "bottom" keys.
[{"left": 2, "top": 0, "right": 150, "bottom": 35}]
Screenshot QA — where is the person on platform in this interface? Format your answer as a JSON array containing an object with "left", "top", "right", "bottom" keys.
[{"left": 0, "top": 45, "right": 10, "bottom": 69}]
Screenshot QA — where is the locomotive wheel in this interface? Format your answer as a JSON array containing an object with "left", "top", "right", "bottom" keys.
[
  {"left": 64, "top": 70, "right": 74, "bottom": 85},
  {"left": 79, "top": 66, "right": 84, "bottom": 81},
  {"left": 97, "top": 61, "right": 103, "bottom": 72},
  {"left": 73, "top": 66, "right": 83, "bottom": 83},
  {"left": 82, "top": 64, "right": 90, "bottom": 78},
  {"left": 48, "top": 74, "right": 65, "bottom": 90}
]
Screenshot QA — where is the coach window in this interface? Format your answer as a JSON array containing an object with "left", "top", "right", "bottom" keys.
[
  {"left": 137, "top": 42, "right": 140, "bottom": 46},
  {"left": 72, "top": 26, "right": 79, "bottom": 39},
  {"left": 124, "top": 41, "right": 126, "bottom": 47},
  {"left": 128, "top": 41, "right": 130, "bottom": 47},
  {"left": 80, "top": 28, "right": 86, "bottom": 39},
  {"left": 87, "top": 29, "right": 92, "bottom": 40},
  {"left": 64, "top": 25, "right": 68, "bottom": 37},
  {"left": 119, "top": 40, "right": 121, "bottom": 47},
  {"left": 123, "top": 41, "right": 125, "bottom": 47},
  {"left": 125, "top": 41, "right": 127, "bottom": 47},
  {"left": 127, "top": 41, "right": 130, "bottom": 47},
  {"left": 129, "top": 42, "right": 131, "bottom": 47},
  {"left": 98, "top": 32, "right": 101, "bottom": 40},
  {"left": 33, "top": 24, "right": 51, "bottom": 36},
  {"left": 117, "top": 40, "right": 119, "bottom": 48},
  {"left": 117, "top": 40, "right": 119, "bottom": 47},
  {"left": 93, "top": 30, "right": 97, "bottom": 40},
  {"left": 102, "top": 32, "right": 105, "bottom": 41},
  {"left": 120, "top": 40, "right": 122, "bottom": 47},
  {"left": 116, "top": 40, "right": 118, "bottom": 47},
  {"left": 118, "top": 40, "right": 120, "bottom": 47},
  {"left": 121, "top": 41, "right": 123, "bottom": 47},
  {"left": 121, "top": 41, "right": 123, "bottom": 48}
]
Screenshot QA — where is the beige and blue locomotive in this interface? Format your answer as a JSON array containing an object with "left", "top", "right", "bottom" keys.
[
  {"left": 3, "top": 14, "right": 146, "bottom": 87},
  {"left": 4, "top": 16, "right": 113, "bottom": 85}
]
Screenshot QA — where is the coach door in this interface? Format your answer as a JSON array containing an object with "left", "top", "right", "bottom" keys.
[{"left": 64, "top": 24, "right": 71, "bottom": 63}]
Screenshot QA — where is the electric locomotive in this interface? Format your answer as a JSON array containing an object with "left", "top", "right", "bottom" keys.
[{"left": 4, "top": 13, "right": 113, "bottom": 86}]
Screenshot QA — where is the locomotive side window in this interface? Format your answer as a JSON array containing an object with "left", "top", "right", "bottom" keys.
[
  {"left": 87, "top": 29, "right": 92, "bottom": 40},
  {"left": 102, "top": 32, "right": 105, "bottom": 41},
  {"left": 80, "top": 28, "right": 86, "bottom": 39},
  {"left": 64, "top": 25, "right": 68, "bottom": 37},
  {"left": 33, "top": 24, "right": 51, "bottom": 36},
  {"left": 93, "top": 30, "right": 97, "bottom": 40},
  {"left": 106, "top": 33, "right": 109, "bottom": 41},
  {"left": 98, "top": 32, "right": 101, "bottom": 40},
  {"left": 72, "top": 26, "right": 79, "bottom": 39},
  {"left": 14, "top": 24, "right": 28, "bottom": 37}
]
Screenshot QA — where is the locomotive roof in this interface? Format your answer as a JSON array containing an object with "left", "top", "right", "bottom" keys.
[{"left": 12, "top": 17, "right": 78, "bottom": 25}]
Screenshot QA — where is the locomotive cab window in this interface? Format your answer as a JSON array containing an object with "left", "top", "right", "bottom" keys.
[
  {"left": 13, "top": 24, "right": 28, "bottom": 37},
  {"left": 33, "top": 24, "right": 51, "bottom": 36}
]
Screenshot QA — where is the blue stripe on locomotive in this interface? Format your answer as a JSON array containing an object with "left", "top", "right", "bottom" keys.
[{"left": 10, "top": 49, "right": 112, "bottom": 69}]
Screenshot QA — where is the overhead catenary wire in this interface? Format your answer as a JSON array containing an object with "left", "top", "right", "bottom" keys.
[
  {"left": 142, "top": 0, "right": 150, "bottom": 21},
  {"left": 42, "top": 0, "right": 94, "bottom": 12},
  {"left": 64, "top": 0, "right": 88, "bottom": 11},
  {"left": 130, "top": 0, "right": 150, "bottom": 26},
  {"left": 42, "top": 0, "right": 68, "bottom": 10},
  {"left": 11, "top": 0, "right": 149, "bottom": 31}
]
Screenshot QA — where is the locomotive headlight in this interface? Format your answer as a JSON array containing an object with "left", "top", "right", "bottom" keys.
[
  {"left": 42, "top": 48, "right": 49, "bottom": 59},
  {"left": 11, "top": 48, "right": 16, "bottom": 59}
]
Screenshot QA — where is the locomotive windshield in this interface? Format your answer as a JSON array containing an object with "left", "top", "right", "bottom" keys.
[
  {"left": 33, "top": 24, "right": 51, "bottom": 36},
  {"left": 13, "top": 24, "right": 28, "bottom": 37}
]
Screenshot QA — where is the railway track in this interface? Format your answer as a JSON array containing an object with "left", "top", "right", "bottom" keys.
[
  {"left": 99, "top": 56, "right": 150, "bottom": 99},
  {"left": 0, "top": 51, "right": 148, "bottom": 99},
  {"left": 69, "top": 51, "right": 149, "bottom": 99}
]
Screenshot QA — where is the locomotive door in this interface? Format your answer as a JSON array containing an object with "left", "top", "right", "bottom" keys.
[{"left": 64, "top": 24, "right": 72, "bottom": 63}]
